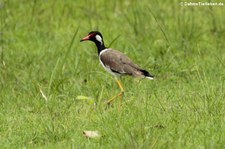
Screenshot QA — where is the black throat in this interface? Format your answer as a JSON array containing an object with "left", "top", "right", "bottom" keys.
[{"left": 94, "top": 41, "right": 106, "bottom": 55}]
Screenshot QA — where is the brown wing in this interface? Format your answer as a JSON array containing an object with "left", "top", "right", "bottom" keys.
[{"left": 100, "top": 49, "right": 144, "bottom": 77}]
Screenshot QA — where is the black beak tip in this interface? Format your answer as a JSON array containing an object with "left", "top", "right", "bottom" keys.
[{"left": 80, "top": 39, "right": 84, "bottom": 42}]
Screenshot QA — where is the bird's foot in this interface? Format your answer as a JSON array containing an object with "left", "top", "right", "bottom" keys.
[{"left": 105, "top": 91, "right": 124, "bottom": 111}]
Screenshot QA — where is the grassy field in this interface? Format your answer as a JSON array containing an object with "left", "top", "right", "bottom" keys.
[{"left": 0, "top": 0, "right": 225, "bottom": 148}]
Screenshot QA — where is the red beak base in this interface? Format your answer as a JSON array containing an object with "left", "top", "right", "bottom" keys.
[{"left": 80, "top": 35, "right": 91, "bottom": 42}]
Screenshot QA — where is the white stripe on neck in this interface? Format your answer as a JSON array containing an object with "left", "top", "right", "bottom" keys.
[{"left": 99, "top": 48, "right": 110, "bottom": 56}]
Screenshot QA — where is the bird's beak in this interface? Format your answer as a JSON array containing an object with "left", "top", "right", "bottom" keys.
[{"left": 80, "top": 35, "right": 91, "bottom": 42}]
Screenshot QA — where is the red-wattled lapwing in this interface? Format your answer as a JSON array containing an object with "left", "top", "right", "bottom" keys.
[{"left": 80, "top": 31, "right": 154, "bottom": 108}]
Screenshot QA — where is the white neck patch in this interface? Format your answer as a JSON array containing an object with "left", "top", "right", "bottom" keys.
[{"left": 95, "top": 35, "right": 102, "bottom": 44}]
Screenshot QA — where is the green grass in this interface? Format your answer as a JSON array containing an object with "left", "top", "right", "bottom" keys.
[{"left": 0, "top": 0, "right": 225, "bottom": 148}]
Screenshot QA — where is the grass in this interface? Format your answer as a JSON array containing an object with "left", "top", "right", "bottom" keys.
[{"left": 0, "top": 0, "right": 225, "bottom": 148}]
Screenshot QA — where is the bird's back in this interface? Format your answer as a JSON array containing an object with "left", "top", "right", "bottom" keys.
[{"left": 100, "top": 48, "right": 149, "bottom": 78}]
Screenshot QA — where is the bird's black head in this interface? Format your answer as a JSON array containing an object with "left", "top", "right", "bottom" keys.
[
  {"left": 80, "top": 31, "right": 106, "bottom": 54},
  {"left": 80, "top": 31, "right": 104, "bottom": 45}
]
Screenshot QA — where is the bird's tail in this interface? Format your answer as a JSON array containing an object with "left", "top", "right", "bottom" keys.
[{"left": 140, "top": 69, "right": 154, "bottom": 80}]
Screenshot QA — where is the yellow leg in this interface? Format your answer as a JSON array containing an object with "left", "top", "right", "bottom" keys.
[
  {"left": 116, "top": 79, "right": 124, "bottom": 92},
  {"left": 106, "top": 79, "right": 124, "bottom": 110}
]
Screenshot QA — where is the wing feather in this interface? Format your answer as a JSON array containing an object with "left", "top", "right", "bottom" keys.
[{"left": 100, "top": 49, "right": 143, "bottom": 76}]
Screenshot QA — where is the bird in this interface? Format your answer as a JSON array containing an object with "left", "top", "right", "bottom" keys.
[{"left": 80, "top": 31, "right": 154, "bottom": 108}]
